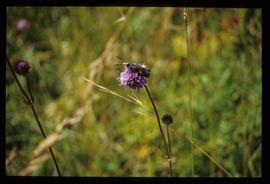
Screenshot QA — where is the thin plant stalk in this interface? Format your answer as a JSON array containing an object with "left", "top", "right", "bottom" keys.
[
  {"left": 144, "top": 84, "right": 172, "bottom": 176},
  {"left": 6, "top": 58, "right": 62, "bottom": 176},
  {"left": 26, "top": 74, "right": 34, "bottom": 103},
  {"left": 183, "top": 7, "right": 195, "bottom": 176},
  {"left": 166, "top": 125, "right": 173, "bottom": 177}
]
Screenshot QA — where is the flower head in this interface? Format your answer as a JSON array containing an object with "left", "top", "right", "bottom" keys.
[
  {"left": 16, "top": 19, "right": 30, "bottom": 31},
  {"left": 162, "top": 113, "right": 173, "bottom": 125},
  {"left": 14, "top": 59, "right": 31, "bottom": 75},
  {"left": 119, "top": 65, "right": 147, "bottom": 90}
]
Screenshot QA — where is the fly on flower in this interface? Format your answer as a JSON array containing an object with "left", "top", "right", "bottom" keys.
[
  {"left": 115, "top": 56, "right": 151, "bottom": 90},
  {"left": 115, "top": 56, "right": 151, "bottom": 78}
]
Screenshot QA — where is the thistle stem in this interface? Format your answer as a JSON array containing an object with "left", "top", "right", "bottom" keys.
[
  {"left": 144, "top": 84, "right": 172, "bottom": 176},
  {"left": 6, "top": 57, "right": 61, "bottom": 176},
  {"left": 28, "top": 104, "right": 62, "bottom": 176},
  {"left": 166, "top": 125, "right": 173, "bottom": 177},
  {"left": 26, "top": 74, "right": 34, "bottom": 103},
  {"left": 6, "top": 57, "right": 31, "bottom": 103}
]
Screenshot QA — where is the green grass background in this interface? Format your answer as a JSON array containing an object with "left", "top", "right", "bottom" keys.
[{"left": 6, "top": 7, "right": 261, "bottom": 177}]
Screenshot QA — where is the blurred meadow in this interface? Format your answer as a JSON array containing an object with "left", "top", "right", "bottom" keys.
[{"left": 6, "top": 7, "right": 261, "bottom": 177}]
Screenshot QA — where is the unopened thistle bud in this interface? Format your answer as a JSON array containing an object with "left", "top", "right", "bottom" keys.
[
  {"left": 14, "top": 59, "right": 31, "bottom": 75},
  {"left": 162, "top": 113, "right": 173, "bottom": 125}
]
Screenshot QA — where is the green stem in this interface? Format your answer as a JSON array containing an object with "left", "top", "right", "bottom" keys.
[
  {"left": 26, "top": 74, "right": 34, "bottom": 103},
  {"left": 144, "top": 85, "right": 169, "bottom": 155},
  {"left": 28, "top": 103, "right": 62, "bottom": 176},
  {"left": 166, "top": 125, "right": 173, "bottom": 177},
  {"left": 144, "top": 85, "right": 172, "bottom": 176}
]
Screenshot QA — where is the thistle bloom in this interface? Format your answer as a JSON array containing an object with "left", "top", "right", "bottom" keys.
[
  {"left": 14, "top": 59, "right": 31, "bottom": 75},
  {"left": 16, "top": 19, "right": 30, "bottom": 31},
  {"left": 119, "top": 66, "right": 146, "bottom": 89}
]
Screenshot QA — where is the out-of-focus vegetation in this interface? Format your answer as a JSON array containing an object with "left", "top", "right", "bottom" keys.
[{"left": 6, "top": 7, "right": 261, "bottom": 177}]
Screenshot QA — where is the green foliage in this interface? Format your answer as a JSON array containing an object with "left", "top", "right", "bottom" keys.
[{"left": 6, "top": 7, "right": 261, "bottom": 177}]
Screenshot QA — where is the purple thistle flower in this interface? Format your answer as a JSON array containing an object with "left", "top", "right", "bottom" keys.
[
  {"left": 119, "top": 66, "right": 147, "bottom": 90},
  {"left": 16, "top": 19, "right": 30, "bottom": 31}
]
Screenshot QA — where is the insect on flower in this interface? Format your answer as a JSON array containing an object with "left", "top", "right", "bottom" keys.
[
  {"left": 115, "top": 56, "right": 151, "bottom": 90},
  {"left": 115, "top": 56, "right": 151, "bottom": 78}
]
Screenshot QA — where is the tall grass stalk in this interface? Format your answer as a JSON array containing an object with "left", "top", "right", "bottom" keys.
[{"left": 183, "top": 7, "right": 195, "bottom": 176}]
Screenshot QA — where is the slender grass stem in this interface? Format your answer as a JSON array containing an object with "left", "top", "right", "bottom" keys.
[
  {"left": 168, "top": 126, "right": 233, "bottom": 177},
  {"left": 166, "top": 125, "right": 173, "bottom": 177},
  {"left": 6, "top": 58, "right": 62, "bottom": 176},
  {"left": 187, "top": 137, "right": 233, "bottom": 177},
  {"left": 144, "top": 84, "right": 172, "bottom": 176},
  {"left": 183, "top": 7, "right": 195, "bottom": 176}
]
